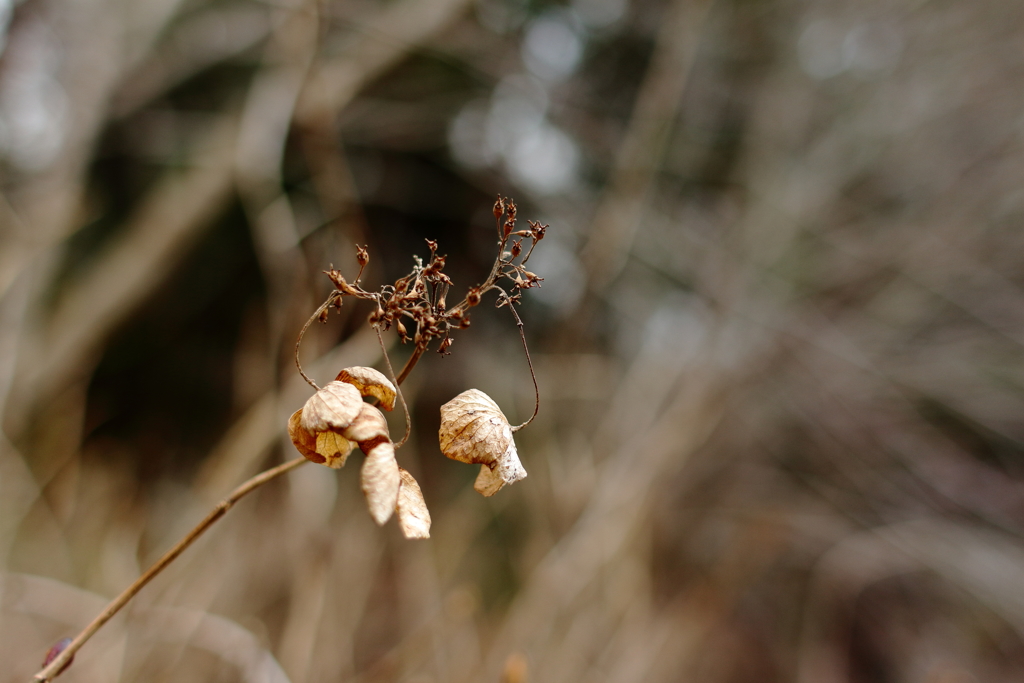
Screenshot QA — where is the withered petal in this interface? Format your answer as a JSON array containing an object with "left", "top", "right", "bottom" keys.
[
  {"left": 301, "top": 381, "right": 363, "bottom": 433},
  {"left": 315, "top": 431, "right": 355, "bottom": 469},
  {"left": 343, "top": 403, "right": 390, "bottom": 444},
  {"left": 337, "top": 366, "right": 397, "bottom": 411},
  {"left": 361, "top": 441, "right": 400, "bottom": 525},
  {"left": 438, "top": 389, "right": 513, "bottom": 465},
  {"left": 288, "top": 409, "right": 323, "bottom": 464},
  {"left": 473, "top": 439, "right": 526, "bottom": 496},
  {"left": 396, "top": 468, "right": 431, "bottom": 539}
]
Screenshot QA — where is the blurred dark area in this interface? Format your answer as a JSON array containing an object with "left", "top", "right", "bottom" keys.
[{"left": 2, "top": 0, "right": 1024, "bottom": 681}]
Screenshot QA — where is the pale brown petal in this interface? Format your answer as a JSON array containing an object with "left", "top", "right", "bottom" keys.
[
  {"left": 288, "top": 409, "right": 322, "bottom": 464},
  {"left": 361, "top": 441, "right": 400, "bottom": 525},
  {"left": 343, "top": 403, "right": 390, "bottom": 444},
  {"left": 439, "top": 389, "right": 526, "bottom": 496},
  {"left": 301, "top": 381, "right": 363, "bottom": 433},
  {"left": 438, "top": 389, "right": 513, "bottom": 465},
  {"left": 474, "top": 464, "right": 505, "bottom": 497},
  {"left": 336, "top": 366, "right": 397, "bottom": 411},
  {"left": 473, "top": 439, "right": 526, "bottom": 496},
  {"left": 315, "top": 431, "right": 355, "bottom": 469},
  {"left": 395, "top": 468, "right": 431, "bottom": 539}
]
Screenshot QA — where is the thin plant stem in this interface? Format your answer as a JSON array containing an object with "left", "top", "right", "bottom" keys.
[
  {"left": 506, "top": 300, "right": 539, "bottom": 432},
  {"left": 375, "top": 326, "right": 412, "bottom": 447},
  {"left": 31, "top": 456, "right": 309, "bottom": 683},
  {"left": 395, "top": 345, "right": 425, "bottom": 386},
  {"left": 294, "top": 293, "right": 338, "bottom": 390}
]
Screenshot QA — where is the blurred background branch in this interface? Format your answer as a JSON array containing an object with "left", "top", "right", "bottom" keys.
[{"left": 3, "top": 0, "right": 1024, "bottom": 681}]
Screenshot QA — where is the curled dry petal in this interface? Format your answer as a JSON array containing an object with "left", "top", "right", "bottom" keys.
[
  {"left": 345, "top": 403, "right": 390, "bottom": 444},
  {"left": 337, "top": 366, "right": 397, "bottom": 411},
  {"left": 395, "top": 468, "right": 431, "bottom": 539},
  {"left": 361, "top": 441, "right": 400, "bottom": 525},
  {"left": 315, "top": 431, "right": 355, "bottom": 469},
  {"left": 301, "top": 381, "right": 363, "bottom": 433},
  {"left": 473, "top": 439, "right": 526, "bottom": 496},
  {"left": 289, "top": 408, "right": 354, "bottom": 468},
  {"left": 439, "top": 389, "right": 526, "bottom": 496},
  {"left": 288, "top": 409, "right": 320, "bottom": 463}
]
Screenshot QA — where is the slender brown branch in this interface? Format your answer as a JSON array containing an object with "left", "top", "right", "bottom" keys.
[
  {"left": 375, "top": 326, "right": 412, "bottom": 448},
  {"left": 395, "top": 345, "right": 426, "bottom": 385},
  {"left": 505, "top": 299, "right": 539, "bottom": 432},
  {"left": 31, "top": 456, "right": 309, "bottom": 682}
]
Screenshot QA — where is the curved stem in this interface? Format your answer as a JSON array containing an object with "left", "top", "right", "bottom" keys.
[
  {"left": 31, "top": 457, "right": 309, "bottom": 682},
  {"left": 506, "top": 300, "right": 539, "bottom": 432},
  {"left": 294, "top": 293, "right": 337, "bottom": 390},
  {"left": 375, "top": 327, "right": 412, "bottom": 448}
]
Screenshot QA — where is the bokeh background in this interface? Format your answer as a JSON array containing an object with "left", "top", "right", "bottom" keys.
[{"left": 3, "top": 0, "right": 1024, "bottom": 680}]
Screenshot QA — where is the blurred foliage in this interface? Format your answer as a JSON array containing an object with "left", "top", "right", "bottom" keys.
[{"left": 3, "top": 0, "right": 1024, "bottom": 681}]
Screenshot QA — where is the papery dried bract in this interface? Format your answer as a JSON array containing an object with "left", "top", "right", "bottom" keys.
[
  {"left": 361, "top": 441, "right": 400, "bottom": 524},
  {"left": 396, "top": 468, "right": 431, "bottom": 539},
  {"left": 337, "top": 366, "right": 397, "bottom": 411},
  {"left": 290, "top": 407, "right": 354, "bottom": 468},
  {"left": 315, "top": 431, "right": 354, "bottom": 469},
  {"left": 301, "top": 381, "right": 363, "bottom": 433},
  {"left": 288, "top": 409, "right": 321, "bottom": 463},
  {"left": 439, "top": 389, "right": 526, "bottom": 496},
  {"left": 473, "top": 439, "right": 525, "bottom": 496},
  {"left": 345, "top": 403, "right": 390, "bottom": 444}
]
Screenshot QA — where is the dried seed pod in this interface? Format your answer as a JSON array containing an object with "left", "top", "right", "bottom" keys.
[
  {"left": 361, "top": 440, "right": 400, "bottom": 525},
  {"left": 439, "top": 389, "right": 526, "bottom": 496},
  {"left": 301, "top": 381, "right": 363, "bottom": 433},
  {"left": 336, "top": 366, "right": 397, "bottom": 411},
  {"left": 395, "top": 468, "right": 431, "bottom": 539}
]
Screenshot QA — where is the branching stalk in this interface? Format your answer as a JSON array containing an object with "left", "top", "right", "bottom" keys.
[
  {"left": 31, "top": 456, "right": 309, "bottom": 682},
  {"left": 375, "top": 326, "right": 412, "bottom": 448}
]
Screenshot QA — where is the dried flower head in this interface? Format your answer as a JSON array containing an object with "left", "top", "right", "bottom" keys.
[
  {"left": 439, "top": 389, "right": 526, "bottom": 496},
  {"left": 288, "top": 368, "right": 430, "bottom": 537}
]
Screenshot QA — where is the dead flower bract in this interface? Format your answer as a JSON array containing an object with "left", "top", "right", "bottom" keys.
[
  {"left": 288, "top": 366, "right": 429, "bottom": 537},
  {"left": 439, "top": 389, "right": 526, "bottom": 496}
]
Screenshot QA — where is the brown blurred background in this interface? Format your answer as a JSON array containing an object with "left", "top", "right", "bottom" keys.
[{"left": 2, "top": 0, "right": 1024, "bottom": 680}]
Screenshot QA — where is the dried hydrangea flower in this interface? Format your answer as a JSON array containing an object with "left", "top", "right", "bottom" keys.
[
  {"left": 287, "top": 369, "right": 430, "bottom": 537},
  {"left": 439, "top": 389, "right": 526, "bottom": 496}
]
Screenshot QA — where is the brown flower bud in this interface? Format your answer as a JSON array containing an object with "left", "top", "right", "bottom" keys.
[
  {"left": 493, "top": 196, "right": 504, "bottom": 219},
  {"left": 43, "top": 638, "right": 74, "bottom": 676},
  {"left": 336, "top": 366, "right": 397, "bottom": 411},
  {"left": 511, "top": 239, "right": 522, "bottom": 258},
  {"left": 467, "top": 288, "right": 481, "bottom": 307},
  {"left": 395, "top": 468, "right": 431, "bottom": 539},
  {"left": 356, "top": 245, "right": 369, "bottom": 267},
  {"left": 439, "top": 389, "right": 526, "bottom": 496}
]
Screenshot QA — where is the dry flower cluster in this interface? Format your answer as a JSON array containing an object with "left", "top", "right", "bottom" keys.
[
  {"left": 287, "top": 195, "right": 543, "bottom": 538},
  {"left": 30, "top": 197, "right": 545, "bottom": 682}
]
